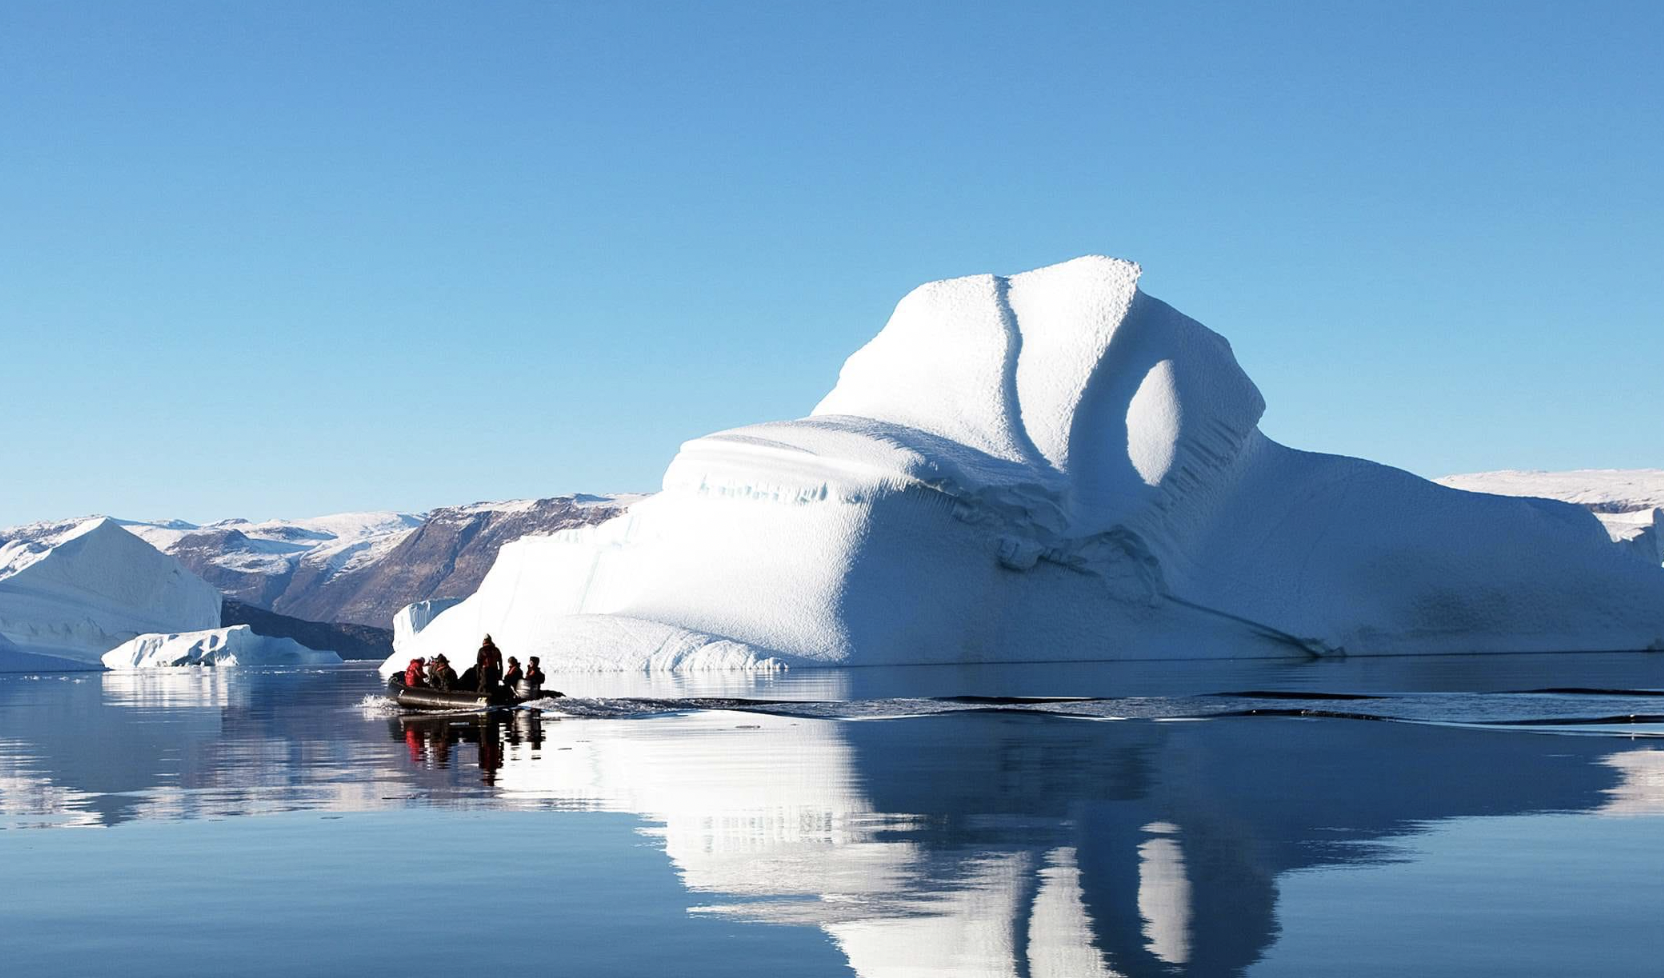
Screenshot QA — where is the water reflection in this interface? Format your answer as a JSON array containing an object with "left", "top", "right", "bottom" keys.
[
  {"left": 395, "top": 711, "right": 551, "bottom": 784},
  {"left": 388, "top": 708, "right": 1661, "bottom": 978},
  {"left": 101, "top": 668, "right": 242, "bottom": 710},
  {"left": 1, "top": 668, "right": 1662, "bottom": 976}
]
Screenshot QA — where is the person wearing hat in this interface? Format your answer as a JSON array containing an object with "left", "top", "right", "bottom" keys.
[
  {"left": 403, "top": 658, "right": 428, "bottom": 689},
  {"left": 502, "top": 656, "right": 523, "bottom": 691},
  {"left": 475, "top": 635, "right": 504, "bottom": 693},
  {"left": 428, "top": 654, "right": 457, "bottom": 692},
  {"left": 524, "top": 656, "right": 545, "bottom": 695}
]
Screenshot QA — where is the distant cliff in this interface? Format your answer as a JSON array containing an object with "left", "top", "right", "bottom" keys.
[
  {"left": 139, "top": 495, "right": 635, "bottom": 627},
  {"left": 279, "top": 496, "right": 633, "bottom": 626}
]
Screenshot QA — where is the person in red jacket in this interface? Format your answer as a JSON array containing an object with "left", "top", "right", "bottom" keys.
[{"left": 403, "top": 658, "right": 428, "bottom": 688}]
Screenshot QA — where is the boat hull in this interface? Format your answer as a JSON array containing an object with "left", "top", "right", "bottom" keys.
[{"left": 387, "top": 677, "right": 558, "bottom": 710}]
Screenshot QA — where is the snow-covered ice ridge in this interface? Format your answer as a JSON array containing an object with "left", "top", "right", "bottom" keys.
[
  {"left": 1, "top": 518, "right": 221, "bottom": 670},
  {"left": 1437, "top": 470, "right": 1664, "bottom": 566},
  {"left": 390, "top": 256, "right": 1664, "bottom": 673}
]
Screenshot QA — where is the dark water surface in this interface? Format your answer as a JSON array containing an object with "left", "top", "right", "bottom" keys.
[{"left": 2, "top": 655, "right": 1662, "bottom": 977}]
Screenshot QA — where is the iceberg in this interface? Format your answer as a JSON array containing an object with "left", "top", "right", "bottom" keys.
[
  {"left": 101, "top": 625, "right": 342, "bottom": 669},
  {"left": 0, "top": 517, "right": 222, "bottom": 669},
  {"left": 391, "top": 597, "right": 463, "bottom": 650},
  {"left": 1437, "top": 469, "right": 1664, "bottom": 567},
  {"left": 388, "top": 256, "right": 1664, "bottom": 673}
]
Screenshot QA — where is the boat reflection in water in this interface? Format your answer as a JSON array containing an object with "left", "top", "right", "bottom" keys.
[
  {"left": 391, "top": 706, "right": 1662, "bottom": 977},
  {"left": 394, "top": 710, "right": 549, "bottom": 785}
]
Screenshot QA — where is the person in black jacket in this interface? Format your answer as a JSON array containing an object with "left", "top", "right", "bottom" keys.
[
  {"left": 428, "top": 654, "right": 457, "bottom": 691},
  {"left": 502, "top": 656, "right": 523, "bottom": 691},
  {"left": 475, "top": 635, "right": 504, "bottom": 692}
]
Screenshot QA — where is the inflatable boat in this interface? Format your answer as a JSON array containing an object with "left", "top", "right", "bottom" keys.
[{"left": 386, "top": 675, "right": 561, "bottom": 710}]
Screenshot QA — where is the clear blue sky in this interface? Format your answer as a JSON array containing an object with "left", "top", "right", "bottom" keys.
[{"left": 3, "top": 1, "right": 1660, "bottom": 526}]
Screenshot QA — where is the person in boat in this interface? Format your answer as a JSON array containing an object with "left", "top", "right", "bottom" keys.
[
  {"left": 403, "top": 658, "right": 428, "bottom": 688},
  {"left": 475, "top": 635, "right": 504, "bottom": 692},
  {"left": 525, "top": 656, "right": 545, "bottom": 694},
  {"left": 428, "top": 654, "right": 457, "bottom": 691},
  {"left": 502, "top": 656, "right": 523, "bottom": 690}
]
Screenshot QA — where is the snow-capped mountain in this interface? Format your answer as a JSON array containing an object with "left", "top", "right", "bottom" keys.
[
  {"left": 117, "top": 511, "right": 423, "bottom": 611},
  {"left": 1436, "top": 470, "right": 1664, "bottom": 566},
  {"left": 0, "top": 517, "right": 222, "bottom": 669},
  {"left": 120, "top": 495, "right": 639, "bottom": 627}
]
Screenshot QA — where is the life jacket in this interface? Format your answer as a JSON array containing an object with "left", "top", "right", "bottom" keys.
[{"left": 404, "top": 662, "right": 427, "bottom": 687}]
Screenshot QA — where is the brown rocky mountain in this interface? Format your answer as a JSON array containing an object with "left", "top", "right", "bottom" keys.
[{"left": 154, "top": 495, "right": 634, "bottom": 628}]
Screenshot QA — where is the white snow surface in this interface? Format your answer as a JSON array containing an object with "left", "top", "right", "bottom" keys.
[
  {"left": 1437, "top": 470, "right": 1664, "bottom": 566},
  {"left": 118, "top": 511, "right": 418, "bottom": 552},
  {"left": 387, "top": 256, "right": 1664, "bottom": 673},
  {"left": 0, "top": 518, "right": 222, "bottom": 668},
  {"left": 1435, "top": 469, "right": 1664, "bottom": 511},
  {"left": 102, "top": 625, "right": 341, "bottom": 669}
]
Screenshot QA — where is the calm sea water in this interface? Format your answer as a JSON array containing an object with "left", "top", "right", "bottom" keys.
[{"left": 2, "top": 654, "right": 1663, "bottom": 977}]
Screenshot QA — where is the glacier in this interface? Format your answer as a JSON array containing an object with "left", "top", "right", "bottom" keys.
[
  {"left": 101, "top": 625, "right": 342, "bottom": 669},
  {"left": 388, "top": 256, "right": 1664, "bottom": 673},
  {"left": 0, "top": 518, "right": 222, "bottom": 670}
]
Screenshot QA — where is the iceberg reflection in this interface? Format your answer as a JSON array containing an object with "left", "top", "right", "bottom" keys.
[
  {"left": 2, "top": 668, "right": 1662, "bottom": 976},
  {"left": 439, "top": 709, "right": 1660, "bottom": 977}
]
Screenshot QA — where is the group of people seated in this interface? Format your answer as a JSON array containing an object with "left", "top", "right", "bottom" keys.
[{"left": 402, "top": 634, "right": 545, "bottom": 696}]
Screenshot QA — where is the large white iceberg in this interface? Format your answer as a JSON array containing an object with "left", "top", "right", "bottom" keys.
[
  {"left": 388, "top": 256, "right": 1664, "bottom": 673},
  {"left": 0, "top": 517, "right": 222, "bottom": 670},
  {"left": 101, "top": 625, "right": 342, "bottom": 669}
]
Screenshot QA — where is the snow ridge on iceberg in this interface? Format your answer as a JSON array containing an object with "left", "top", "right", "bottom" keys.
[{"left": 388, "top": 256, "right": 1664, "bottom": 673}]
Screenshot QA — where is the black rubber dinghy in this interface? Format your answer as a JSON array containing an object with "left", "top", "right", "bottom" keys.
[{"left": 387, "top": 676, "right": 560, "bottom": 710}]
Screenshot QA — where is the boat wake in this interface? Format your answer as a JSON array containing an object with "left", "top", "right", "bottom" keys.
[{"left": 536, "top": 688, "right": 1664, "bottom": 736}]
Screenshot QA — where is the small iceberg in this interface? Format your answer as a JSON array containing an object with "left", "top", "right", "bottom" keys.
[{"left": 103, "top": 625, "right": 342, "bottom": 669}]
